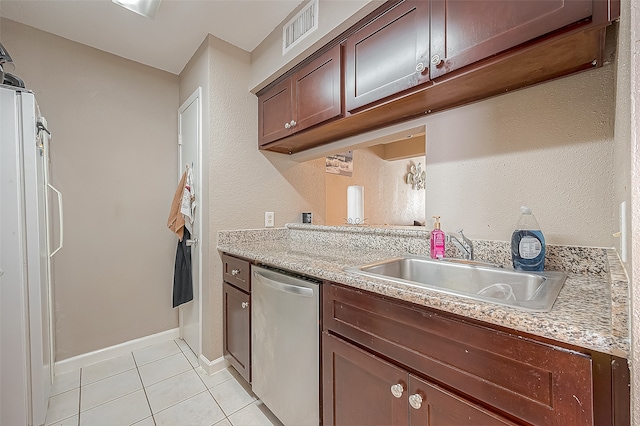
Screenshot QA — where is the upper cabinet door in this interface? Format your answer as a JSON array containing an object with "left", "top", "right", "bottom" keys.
[
  {"left": 345, "top": 1, "right": 430, "bottom": 112},
  {"left": 430, "top": 0, "right": 593, "bottom": 79},
  {"left": 293, "top": 44, "right": 343, "bottom": 133},
  {"left": 258, "top": 79, "right": 293, "bottom": 146}
]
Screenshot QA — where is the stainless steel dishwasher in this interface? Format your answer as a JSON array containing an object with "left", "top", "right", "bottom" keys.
[{"left": 251, "top": 265, "right": 320, "bottom": 426}]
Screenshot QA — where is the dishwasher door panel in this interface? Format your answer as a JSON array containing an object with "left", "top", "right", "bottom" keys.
[{"left": 251, "top": 266, "right": 320, "bottom": 426}]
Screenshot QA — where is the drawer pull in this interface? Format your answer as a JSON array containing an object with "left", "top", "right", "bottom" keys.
[
  {"left": 409, "top": 393, "right": 423, "bottom": 410},
  {"left": 231, "top": 269, "right": 241, "bottom": 276},
  {"left": 241, "top": 301, "right": 249, "bottom": 309},
  {"left": 390, "top": 384, "right": 404, "bottom": 398}
]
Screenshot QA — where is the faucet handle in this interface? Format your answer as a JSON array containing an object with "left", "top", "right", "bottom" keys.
[{"left": 456, "top": 228, "right": 464, "bottom": 234}]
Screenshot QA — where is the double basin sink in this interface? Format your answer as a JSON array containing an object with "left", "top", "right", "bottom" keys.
[{"left": 346, "top": 256, "right": 567, "bottom": 312}]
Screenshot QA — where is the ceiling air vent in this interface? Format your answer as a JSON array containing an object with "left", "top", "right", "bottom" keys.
[{"left": 282, "top": 0, "right": 318, "bottom": 55}]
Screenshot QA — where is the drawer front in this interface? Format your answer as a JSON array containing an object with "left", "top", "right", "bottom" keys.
[
  {"left": 323, "top": 283, "right": 594, "bottom": 425},
  {"left": 222, "top": 254, "right": 250, "bottom": 292}
]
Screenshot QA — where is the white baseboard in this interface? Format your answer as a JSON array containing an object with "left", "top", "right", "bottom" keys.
[
  {"left": 199, "top": 353, "right": 228, "bottom": 376},
  {"left": 54, "top": 328, "right": 180, "bottom": 375}
]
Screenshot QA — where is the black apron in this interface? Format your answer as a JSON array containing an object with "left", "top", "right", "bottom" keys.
[{"left": 172, "top": 228, "right": 193, "bottom": 308}]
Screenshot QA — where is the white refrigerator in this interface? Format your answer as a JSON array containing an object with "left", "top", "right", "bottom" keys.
[{"left": 0, "top": 85, "right": 62, "bottom": 425}]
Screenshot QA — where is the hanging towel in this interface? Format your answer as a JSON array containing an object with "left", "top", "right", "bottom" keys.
[
  {"left": 167, "top": 171, "right": 187, "bottom": 241},
  {"left": 173, "top": 227, "right": 193, "bottom": 307},
  {"left": 180, "top": 166, "right": 195, "bottom": 235}
]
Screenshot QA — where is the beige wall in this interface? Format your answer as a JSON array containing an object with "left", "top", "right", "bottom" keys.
[
  {"left": 425, "top": 65, "right": 616, "bottom": 246},
  {"left": 249, "top": 0, "right": 381, "bottom": 91},
  {"left": 198, "top": 35, "right": 325, "bottom": 361},
  {"left": 1, "top": 19, "right": 180, "bottom": 360},
  {"left": 325, "top": 147, "right": 425, "bottom": 226}
]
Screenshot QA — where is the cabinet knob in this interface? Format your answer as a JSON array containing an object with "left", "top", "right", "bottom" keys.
[
  {"left": 290, "top": 120, "right": 297, "bottom": 128},
  {"left": 415, "top": 62, "right": 426, "bottom": 73},
  {"left": 390, "top": 383, "right": 404, "bottom": 398},
  {"left": 284, "top": 122, "right": 291, "bottom": 129},
  {"left": 231, "top": 269, "right": 241, "bottom": 276},
  {"left": 241, "top": 301, "right": 249, "bottom": 309},
  {"left": 430, "top": 54, "right": 444, "bottom": 67},
  {"left": 409, "top": 393, "right": 423, "bottom": 409}
]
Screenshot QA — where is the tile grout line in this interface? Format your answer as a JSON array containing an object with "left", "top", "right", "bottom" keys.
[
  {"left": 173, "top": 339, "right": 234, "bottom": 425},
  {"left": 77, "top": 368, "right": 82, "bottom": 426},
  {"left": 48, "top": 341, "right": 264, "bottom": 426},
  {"left": 132, "top": 351, "right": 157, "bottom": 426}
]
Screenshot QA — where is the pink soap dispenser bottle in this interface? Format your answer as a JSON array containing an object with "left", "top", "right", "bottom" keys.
[{"left": 430, "top": 216, "right": 446, "bottom": 259}]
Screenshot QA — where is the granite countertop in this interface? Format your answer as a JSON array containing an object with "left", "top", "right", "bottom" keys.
[{"left": 217, "top": 224, "right": 630, "bottom": 358}]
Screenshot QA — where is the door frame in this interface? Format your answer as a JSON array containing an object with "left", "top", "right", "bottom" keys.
[{"left": 177, "top": 87, "right": 203, "bottom": 359}]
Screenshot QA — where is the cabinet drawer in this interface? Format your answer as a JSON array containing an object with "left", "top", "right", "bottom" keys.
[
  {"left": 222, "top": 254, "right": 250, "bottom": 292},
  {"left": 323, "top": 283, "right": 594, "bottom": 425}
]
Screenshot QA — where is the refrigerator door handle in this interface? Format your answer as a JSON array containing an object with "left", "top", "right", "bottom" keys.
[{"left": 47, "top": 183, "right": 63, "bottom": 257}]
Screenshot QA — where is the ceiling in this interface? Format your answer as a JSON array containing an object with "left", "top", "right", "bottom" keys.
[{"left": 0, "top": 0, "right": 304, "bottom": 75}]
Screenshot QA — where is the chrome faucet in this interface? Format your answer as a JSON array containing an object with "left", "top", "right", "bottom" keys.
[{"left": 447, "top": 229, "right": 474, "bottom": 260}]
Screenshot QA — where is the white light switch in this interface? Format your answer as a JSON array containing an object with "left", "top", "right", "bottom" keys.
[{"left": 265, "top": 212, "right": 274, "bottom": 227}]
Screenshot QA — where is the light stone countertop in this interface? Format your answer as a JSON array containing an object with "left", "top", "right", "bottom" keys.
[{"left": 217, "top": 224, "right": 630, "bottom": 358}]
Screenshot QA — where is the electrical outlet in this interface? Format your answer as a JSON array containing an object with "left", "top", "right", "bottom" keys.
[{"left": 265, "top": 212, "right": 274, "bottom": 227}]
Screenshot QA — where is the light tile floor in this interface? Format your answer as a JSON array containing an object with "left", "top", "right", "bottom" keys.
[{"left": 44, "top": 339, "right": 283, "bottom": 426}]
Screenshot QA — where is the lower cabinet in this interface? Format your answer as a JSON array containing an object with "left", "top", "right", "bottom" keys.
[
  {"left": 222, "top": 255, "right": 251, "bottom": 383},
  {"left": 323, "top": 333, "right": 515, "bottom": 425},
  {"left": 323, "top": 282, "right": 630, "bottom": 426}
]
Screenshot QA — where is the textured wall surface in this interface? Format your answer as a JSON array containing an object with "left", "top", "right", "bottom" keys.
[
  {"left": 622, "top": 0, "right": 640, "bottom": 422},
  {"left": 1, "top": 18, "right": 180, "bottom": 359},
  {"left": 425, "top": 65, "right": 616, "bottom": 246},
  {"left": 325, "top": 147, "right": 425, "bottom": 226},
  {"left": 205, "top": 35, "right": 326, "bottom": 361}
]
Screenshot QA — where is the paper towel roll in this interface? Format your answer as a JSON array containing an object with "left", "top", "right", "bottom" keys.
[{"left": 347, "top": 186, "right": 364, "bottom": 224}]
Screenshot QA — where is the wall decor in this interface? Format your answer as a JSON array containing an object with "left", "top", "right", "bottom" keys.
[{"left": 406, "top": 162, "right": 426, "bottom": 190}]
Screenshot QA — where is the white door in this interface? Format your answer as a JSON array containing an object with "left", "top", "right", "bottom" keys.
[{"left": 178, "top": 88, "right": 202, "bottom": 359}]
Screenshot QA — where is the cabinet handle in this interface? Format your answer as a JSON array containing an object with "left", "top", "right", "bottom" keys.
[
  {"left": 284, "top": 122, "right": 291, "bottom": 129},
  {"left": 231, "top": 269, "right": 241, "bottom": 276},
  {"left": 409, "top": 393, "right": 423, "bottom": 410},
  {"left": 390, "top": 383, "right": 404, "bottom": 398},
  {"left": 289, "top": 120, "right": 297, "bottom": 128},
  {"left": 430, "top": 54, "right": 444, "bottom": 67},
  {"left": 241, "top": 301, "right": 249, "bottom": 309},
  {"left": 415, "top": 62, "right": 425, "bottom": 73}
]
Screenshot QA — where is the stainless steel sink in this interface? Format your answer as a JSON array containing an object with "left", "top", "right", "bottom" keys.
[{"left": 345, "top": 256, "right": 567, "bottom": 312}]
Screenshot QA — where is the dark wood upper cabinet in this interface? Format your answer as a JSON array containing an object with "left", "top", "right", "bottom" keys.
[
  {"left": 292, "top": 44, "right": 342, "bottom": 133},
  {"left": 257, "top": 0, "right": 618, "bottom": 154},
  {"left": 345, "top": 1, "right": 430, "bottom": 111},
  {"left": 258, "top": 79, "right": 292, "bottom": 146},
  {"left": 258, "top": 44, "right": 342, "bottom": 147},
  {"left": 429, "top": 0, "right": 594, "bottom": 79}
]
